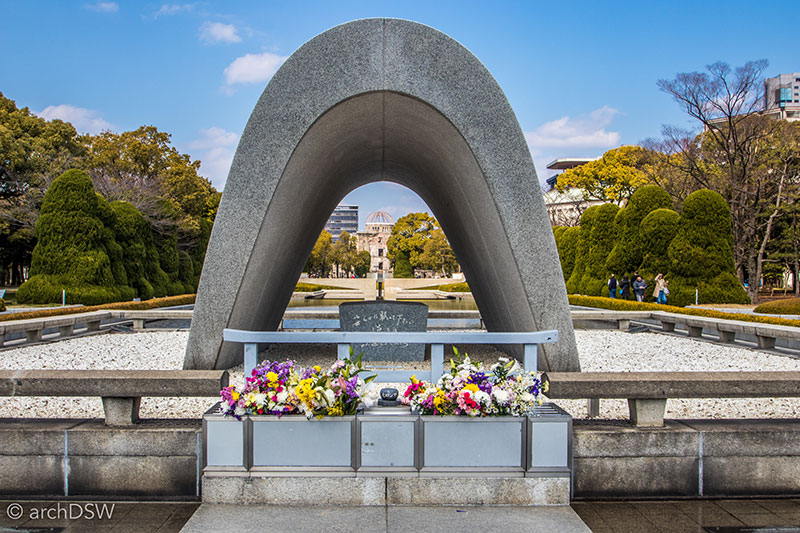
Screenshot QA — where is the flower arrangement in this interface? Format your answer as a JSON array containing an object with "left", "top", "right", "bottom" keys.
[
  {"left": 220, "top": 354, "right": 378, "bottom": 420},
  {"left": 402, "top": 349, "right": 548, "bottom": 417}
]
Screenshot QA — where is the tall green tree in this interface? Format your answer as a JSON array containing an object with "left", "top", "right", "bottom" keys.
[
  {"left": 307, "top": 230, "right": 333, "bottom": 277},
  {"left": 386, "top": 212, "right": 437, "bottom": 271},
  {"left": 419, "top": 228, "right": 459, "bottom": 277},
  {"left": 556, "top": 146, "right": 652, "bottom": 204}
]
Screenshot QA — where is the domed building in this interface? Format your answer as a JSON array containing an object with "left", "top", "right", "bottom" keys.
[{"left": 357, "top": 211, "right": 394, "bottom": 276}]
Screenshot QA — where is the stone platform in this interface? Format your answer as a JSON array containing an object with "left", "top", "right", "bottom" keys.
[
  {"left": 202, "top": 474, "right": 570, "bottom": 506},
  {"left": 180, "top": 504, "right": 590, "bottom": 533}
]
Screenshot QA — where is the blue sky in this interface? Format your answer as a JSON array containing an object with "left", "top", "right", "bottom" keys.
[{"left": 2, "top": 1, "right": 797, "bottom": 229}]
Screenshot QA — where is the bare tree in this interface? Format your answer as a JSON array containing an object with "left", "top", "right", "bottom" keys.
[{"left": 656, "top": 59, "right": 788, "bottom": 303}]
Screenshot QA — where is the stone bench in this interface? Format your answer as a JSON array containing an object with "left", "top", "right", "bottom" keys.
[
  {"left": 652, "top": 311, "right": 800, "bottom": 349},
  {"left": 544, "top": 371, "right": 800, "bottom": 427},
  {"left": 571, "top": 310, "right": 652, "bottom": 331},
  {"left": 0, "top": 311, "right": 111, "bottom": 346},
  {"left": 110, "top": 309, "right": 193, "bottom": 330},
  {"left": 0, "top": 369, "right": 228, "bottom": 426}
]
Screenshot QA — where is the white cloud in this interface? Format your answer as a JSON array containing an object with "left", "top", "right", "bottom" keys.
[
  {"left": 37, "top": 104, "right": 113, "bottom": 134},
  {"left": 224, "top": 52, "right": 287, "bottom": 86},
  {"left": 200, "top": 21, "right": 241, "bottom": 44},
  {"left": 524, "top": 106, "right": 622, "bottom": 186},
  {"left": 524, "top": 106, "right": 621, "bottom": 150},
  {"left": 154, "top": 3, "right": 194, "bottom": 18},
  {"left": 84, "top": 2, "right": 118, "bottom": 12},
  {"left": 187, "top": 127, "right": 239, "bottom": 189}
]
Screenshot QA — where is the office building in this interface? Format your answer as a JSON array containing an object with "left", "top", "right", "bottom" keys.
[
  {"left": 763, "top": 72, "right": 800, "bottom": 122},
  {"left": 324, "top": 204, "right": 359, "bottom": 240}
]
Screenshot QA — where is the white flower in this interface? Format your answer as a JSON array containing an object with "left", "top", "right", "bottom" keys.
[
  {"left": 474, "top": 390, "right": 491, "bottom": 405},
  {"left": 234, "top": 406, "right": 246, "bottom": 417},
  {"left": 276, "top": 390, "right": 288, "bottom": 403},
  {"left": 324, "top": 389, "right": 336, "bottom": 405},
  {"left": 492, "top": 389, "right": 509, "bottom": 404}
]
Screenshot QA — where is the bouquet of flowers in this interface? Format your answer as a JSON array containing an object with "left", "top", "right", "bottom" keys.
[
  {"left": 219, "top": 354, "right": 378, "bottom": 420},
  {"left": 402, "top": 348, "right": 547, "bottom": 417}
]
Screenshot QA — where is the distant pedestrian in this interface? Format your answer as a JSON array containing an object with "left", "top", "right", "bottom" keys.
[
  {"left": 607, "top": 274, "right": 617, "bottom": 299},
  {"left": 653, "top": 274, "right": 668, "bottom": 304},
  {"left": 619, "top": 275, "right": 631, "bottom": 300},
  {"left": 633, "top": 276, "right": 647, "bottom": 302}
]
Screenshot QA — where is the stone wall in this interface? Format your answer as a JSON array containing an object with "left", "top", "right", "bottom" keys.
[
  {"left": 0, "top": 419, "right": 200, "bottom": 499},
  {"left": 574, "top": 419, "right": 800, "bottom": 498}
]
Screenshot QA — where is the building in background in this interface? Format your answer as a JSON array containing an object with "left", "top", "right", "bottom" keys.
[
  {"left": 542, "top": 157, "right": 603, "bottom": 227},
  {"left": 764, "top": 72, "right": 800, "bottom": 122},
  {"left": 324, "top": 204, "right": 359, "bottom": 240},
  {"left": 357, "top": 211, "right": 394, "bottom": 275}
]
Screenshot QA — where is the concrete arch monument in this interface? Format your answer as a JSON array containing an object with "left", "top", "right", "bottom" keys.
[{"left": 184, "top": 18, "right": 580, "bottom": 372}]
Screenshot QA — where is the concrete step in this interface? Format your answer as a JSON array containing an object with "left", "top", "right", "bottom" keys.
[{"left": 181, "top": 504, "right": 591, "bottom": 533}]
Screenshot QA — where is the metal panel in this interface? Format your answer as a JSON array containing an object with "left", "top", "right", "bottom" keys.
[
  {"left": 360, "top": 420, "right": 416, "bottom": 467},
  {"left": 224, "top": 330, "right": 558, "bottom": 345},
  {"left": 205, "top": 417, "right": 246, "bottom": 468},
  {"left": 251, "top": 417, "right": 353, "bottom": 467},
  {"left": 422, "top": 418, "right": 523, "bottom": 468},
  {"left": 530, "top": 420, "right": 569, "bottom": 468}
]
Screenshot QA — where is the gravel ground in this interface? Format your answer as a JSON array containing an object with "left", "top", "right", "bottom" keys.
[{"left": 1, "top": 329, "right": 799, "bottom": 420}]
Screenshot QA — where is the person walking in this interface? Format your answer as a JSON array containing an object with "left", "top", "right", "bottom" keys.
[
  {"left": 653, "top": 274, "right": 668, "bottom": 304},
  {"left": 633, "top": 275, "right": 647, "bottom": 302},
  {"left": 619, "top": 275, "right": 631, "bottom": 300},
  {"left": 608, "top": 274, "right": 617, "bottom": 299}
]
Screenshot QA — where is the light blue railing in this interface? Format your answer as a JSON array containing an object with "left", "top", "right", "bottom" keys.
[{"left": 222, "top": 329, "right": 558, "bottom": 383}]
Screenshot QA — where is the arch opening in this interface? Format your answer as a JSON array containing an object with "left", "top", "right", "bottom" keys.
[{"left": 185, "top": 18, "right": 579, "bottom": 372}]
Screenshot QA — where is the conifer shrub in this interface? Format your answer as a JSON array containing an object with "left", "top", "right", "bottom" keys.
[
  {"left": 557, "top": 227, "right": 580, "bottom": 282},
  {"left": 580, "top": 202, "right": 620, "bottom": 296},
  {"left": 17, "top": 169, "right": 136, "bottom": 305},
  {"left": 638, "top": 208, "right": 680, "bottom": 277},
  {"left": 0, "top": 298, "right": 5, "bottom": 312},
  {"left": 566, "top": 206, "right": 597, "bottom": 294},
  {"left": 178, "top": 251, "right": 195, "bottom": 293},
  {"left": 606, "top": 185, "right": 673, "bottom": 275},
  {"left": 667, "top": 189, "right": 748, "bottom": 306}
]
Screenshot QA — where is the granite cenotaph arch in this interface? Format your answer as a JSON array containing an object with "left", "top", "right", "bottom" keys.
[{"left": 184, "top": 18, "right": 581, "bottom": 372}]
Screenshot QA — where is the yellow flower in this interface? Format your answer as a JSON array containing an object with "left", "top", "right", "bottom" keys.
[
  {"left": 231, "top": 391, "right": 240, "bottom": 401},
  {"left": 266, "top": 371, "right": 279, "bottom": 383},
  {"left": 313, "top": 365, "right": 321, "bottom": 373},
  {"left": 463, "top": 383, "right": 479, "bottom": 394},
  {"left": 328, "top": 404, "right": 343, "bottom": 416},
  {"left": 410, "top": 375, "right": 419, "bottom": 384}
]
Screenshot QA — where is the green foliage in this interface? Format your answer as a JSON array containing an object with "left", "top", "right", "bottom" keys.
[
  {"left": 638, "top": 208, "right": 680, "bottom": 277},
  {"left": 567, "top": 203, "right": 619, "bottom": 296},
  {"left": 555, "top": 146, "right": 652, "bottom": 203},
  {"left": 306, "top": 231, "right": 332, "bottom": 277},
  {"left": 411, "top": 282, "right": 471, "bottom": 292},
  {"left": 606, "top": 185, "right": 672, "bottom": 275},
  {"left": 0, "top": 294, "right": 196, "bottom": 322},
  {"left": 418, "top": 228, "right": 459, "bottom": 276},
  {"left": 354, "top": 250, "right": 372, "bottom": 278},
  {"left": 0, "top": 297, "right": 5, "bottom": 312},
  {"left": 754, "top": 298, "right": 800, "bottom": 315},
  {"left": 178, "top": 250, "right": 195, "bottom": 292},
  {"left": 387, "top": 212, "right": 437, "bottom": 272},
  {"left": 568, "top": 294, "right": 800, "bottom": 328},
  {"left": 566, "top": 207, "right": 595, "bottom": 294},
  {"left": 18, "top": 169, "right": 137, "bottom": 304},
  {"left": 294, "top": 282, "right": 354, "bottom": 292},
  {"left": 665, "top": 189, "right": 748, "bottom": 306},
  {"left": 393, "top": 250, "right": 414, "bottom": 278},
  {"left": 554, "top": 226, "right": 580, "bottom": 282}
]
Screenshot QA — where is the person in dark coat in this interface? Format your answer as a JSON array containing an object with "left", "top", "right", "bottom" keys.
[
  {"left": 607, "top": 274, "right": 617, "bottom": 298},
  {"left": 619, "top": 275, "right": 631, "bottom": 300},
  {"left": 633, "top": 276, "right": 647, "bottom": 302}
]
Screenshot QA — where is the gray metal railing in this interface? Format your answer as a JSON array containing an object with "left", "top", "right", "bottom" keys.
[{"left": 222, "top": 329, "right": 558, "bottom": 383}]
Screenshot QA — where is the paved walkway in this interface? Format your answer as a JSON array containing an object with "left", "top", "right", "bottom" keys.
[
  {"left": 179, "top": 504, "right": 591, "bottom": 532},
  {"left": 573, "top": 498, "right": 800, "bottom": 532}
]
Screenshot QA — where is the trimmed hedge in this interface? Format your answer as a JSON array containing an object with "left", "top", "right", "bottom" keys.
[
  {"left": 606, "top": 185, "right": 672, "bottom": 275},
  {"left": 0, "top": 298, "right": 5, "bottom": 312},
  {"left": 568, "top": 294, "right": 800, "bottom": 329},
  {"left": 753, "top": 298, "right": 800, "bottom": 315},
  {"left": 554, "top": 226, "right": 580, "bottom": 282},
  {"left": 638, "top": 208, "right": 680, "bottom": 277},
  {"left": 410, "top": 282, "right": 471, "bottom": 292},
  {"left": 667, "top": 189, "right": 748, "bottom": 307},
  {"left": 0, "top": 294, "right": 196, "bottom": 322},
  {"left": 294, "top": 282, "right": 355, "bottom": 292}
]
